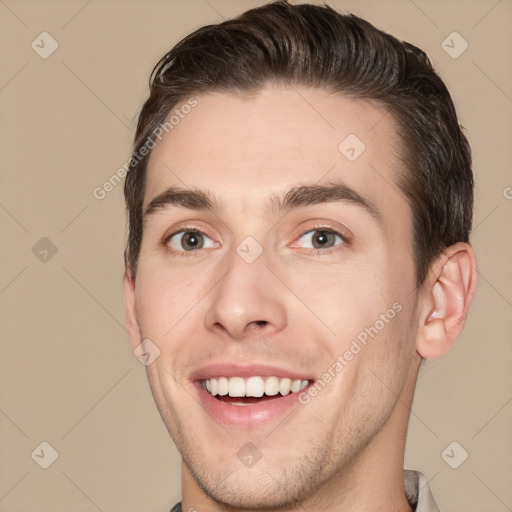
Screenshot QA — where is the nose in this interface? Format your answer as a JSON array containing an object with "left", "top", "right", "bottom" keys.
[{"left": 204, "top": 249, "right": 287, "bottom": 341}]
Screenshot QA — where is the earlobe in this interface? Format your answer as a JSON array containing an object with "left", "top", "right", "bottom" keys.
[
  {"left": 416, "top": 243, "right": 477, "bottom": 359},
  {"left": 123, "top": 269, "right": 142, "bottom": 351}
]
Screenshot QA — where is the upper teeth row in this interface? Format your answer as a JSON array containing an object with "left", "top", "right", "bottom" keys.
[{"left": 203, "top": 376, "right": 309, "bottom": 397}]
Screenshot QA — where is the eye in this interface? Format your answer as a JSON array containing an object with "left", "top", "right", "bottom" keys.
[
  {"left": 295, "top": 229, "right": 345, "bottom": 250},
  {"left": 167, "top": 230, "right": 217, "bottom": 252}
]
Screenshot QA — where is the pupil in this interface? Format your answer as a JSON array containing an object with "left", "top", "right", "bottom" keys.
[
  {"left": 183, "top": 231, "right": 203, "bottom": 250},
  {"left": 313, "top": 231, "right": 333, "bottom": 248}
]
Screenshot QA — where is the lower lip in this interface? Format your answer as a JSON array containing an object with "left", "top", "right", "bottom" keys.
[{"left": 195, "top": 382, "right": 307, "bottom": 427}]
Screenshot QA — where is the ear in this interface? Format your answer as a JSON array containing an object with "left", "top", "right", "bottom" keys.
[
  {"left": 416, "top": 242, "right": 477, "bottom": 359},
  {"left": 123, "top": 268, "right": 142, "bottom": 351}
]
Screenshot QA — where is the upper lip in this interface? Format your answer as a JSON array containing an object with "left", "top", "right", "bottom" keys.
[{"left": 189, "top": 363, "right": 315, "bottom": 382}]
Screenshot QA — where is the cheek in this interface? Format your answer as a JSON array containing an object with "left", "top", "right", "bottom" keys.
[
  {"left": 353, "top": 298, "right": 417, "bottom": 409},
  {"left": 133, "top": 261, "right": 223, "bottom": 378},
  {"left": 289, "top": 265, "right": 393, "bottom": 339},
  {"left": 134, "top": 266, "right": 201, "bottom": 339},
  {"left": 333, "top": 304, "right": 416, "bottom": 423},
  {"left": 289, "top": 260, "right": 416, "bottom": 379}
]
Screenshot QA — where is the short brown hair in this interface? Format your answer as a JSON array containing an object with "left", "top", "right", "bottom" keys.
[{"left": 124, "top": 0, "right": 473, "bottom": 285}]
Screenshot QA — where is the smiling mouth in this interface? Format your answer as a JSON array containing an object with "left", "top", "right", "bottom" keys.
[{"left": 201, "top": 376, "right": 310, "bottom": 406}]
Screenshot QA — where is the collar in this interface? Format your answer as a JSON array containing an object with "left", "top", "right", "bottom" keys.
[{"left": 404, "top": 469, "right": 441, "bottom": 512}]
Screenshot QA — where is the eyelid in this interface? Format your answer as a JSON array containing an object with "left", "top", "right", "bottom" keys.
[
  {"left": 161, "top": 223, "right": 220, "bottom": 255},
  {"left": 160, "top": 220, "right": 351, "bottom": 256},
  {"left": 291, "top": 222, "right": 352, "bottom": 246},
  {"left": 162, "top": 221, "right": 214, "bottom": 242}
]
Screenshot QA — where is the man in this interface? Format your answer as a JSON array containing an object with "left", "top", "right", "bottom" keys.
[{"left": 123, "top": 2, "right": 477, "bottom": 511}]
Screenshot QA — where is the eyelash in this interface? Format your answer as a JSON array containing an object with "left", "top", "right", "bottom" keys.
[
  {"left": 161, "top": 224, "right": 214, "bottom": 258},
  {"left": 299, "top": 223, "right": 350, "bottom": 256},
  {"left": 161, "top": 223, "right": 349, "bottom": 257}
]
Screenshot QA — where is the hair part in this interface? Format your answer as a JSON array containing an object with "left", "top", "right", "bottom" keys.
[{"left": 124, "top": 0, "right": 473, "bottom": 286}]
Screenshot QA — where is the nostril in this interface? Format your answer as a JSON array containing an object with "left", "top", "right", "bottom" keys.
[{"left": 253, "top": 320, "right": 268, "bottom": 326}]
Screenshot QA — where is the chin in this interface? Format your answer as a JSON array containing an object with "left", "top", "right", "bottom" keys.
[
  {"left": 183, "top": 446, "right": 333, "bottom": 510},
  {"left": 193, "top": 469, "right": 306, "bottom": 510}
]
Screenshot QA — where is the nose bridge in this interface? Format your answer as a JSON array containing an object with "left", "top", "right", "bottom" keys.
[{"left": 204, "top": 245, "right": 287, "bottom": 340}]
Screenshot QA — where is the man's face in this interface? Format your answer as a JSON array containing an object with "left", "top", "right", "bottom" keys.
[{"left": 126, "top": 87, "right": 422, "bottom": 508}]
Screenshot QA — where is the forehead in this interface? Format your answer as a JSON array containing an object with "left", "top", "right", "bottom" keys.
[{"left": 144, "top": 86, "right": 407, "bottom": 222}]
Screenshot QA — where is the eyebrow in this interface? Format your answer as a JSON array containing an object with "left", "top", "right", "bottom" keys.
[
  {"left": 144, "top": 187, "right": 217, "bottom": 220},
  {"left": 272, "top": 182, "right": 381, "bottom": 222},
  {"left": 143, "top": 182, "right": 381, "bottom": 223}
]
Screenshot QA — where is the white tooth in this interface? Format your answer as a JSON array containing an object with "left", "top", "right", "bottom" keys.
[
  {"left": 207, "top": 376, "right": 308, "bottom": 397},
  {"left": 291, "top": 379, "right": 302, "bottom": 393},
  {"left": 246, "top": 376, "right": 265, "bottom": 397},
  {"left": 217, "top": 377, "right": 229, "bottom": 396},
  {"left": 264, "top": 376, "right": 280, "bottom": 396},
  {"left": 210, "top": 378, "right": 218, "bottom": 396},
  {"left": 279, "top": 378, "right": 292, "bottom": 395},
  {"left": 228, "top": 377, "right": 246, "bottom": 397}
]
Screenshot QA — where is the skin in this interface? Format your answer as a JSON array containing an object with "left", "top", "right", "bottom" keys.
[{"left": 124, "top": 86, "right": 477, "bottom": 511}]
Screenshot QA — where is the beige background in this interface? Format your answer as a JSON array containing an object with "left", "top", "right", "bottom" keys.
[{"left": 1, "top": 0, "right": 511, "bottom": 511}]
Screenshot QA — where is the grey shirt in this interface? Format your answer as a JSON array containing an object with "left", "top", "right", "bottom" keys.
[{"left": 170, "top": 469, "right": 440, "bottom": 512}]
